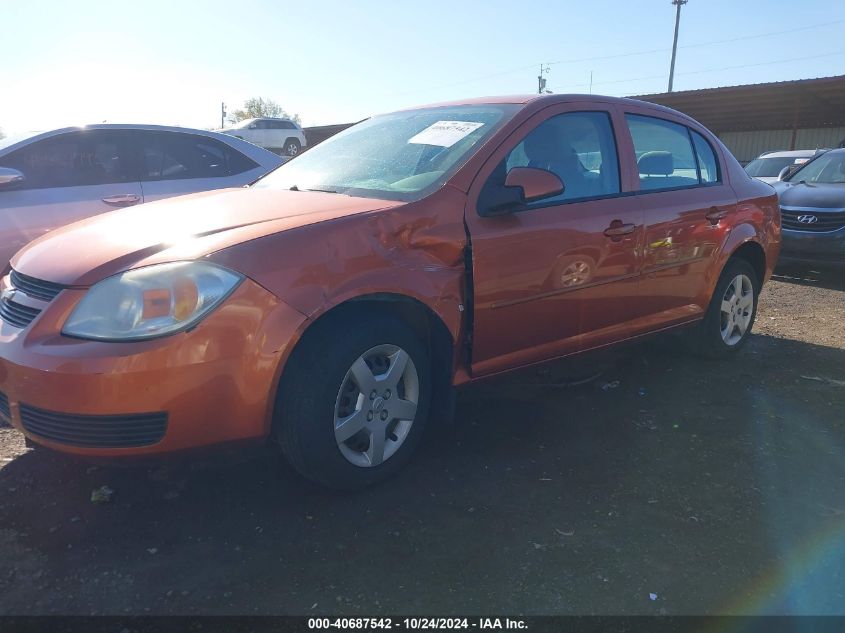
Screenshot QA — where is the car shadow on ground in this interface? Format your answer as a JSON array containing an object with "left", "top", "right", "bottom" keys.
[
  {"left": 773, "top": 263, "right": 845, "bottom": 292},
  {"left": 1, "top": 332, "right": 844, "bottom": 616}
]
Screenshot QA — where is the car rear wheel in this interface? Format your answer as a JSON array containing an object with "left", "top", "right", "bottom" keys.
[
  {"left": 274, "top": 312, "right": 430, "bottom": 489},
  {"left": 691, "top": 259, "right": 759, "bottom": 358},
  {"left": 283, "top": 138, "right": 301, "bottom": 157}
]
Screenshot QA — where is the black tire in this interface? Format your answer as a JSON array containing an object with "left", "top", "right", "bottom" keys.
[
  {"left": 690, "top": 258, "right": 760, "bottom": 358},
  {"left": 274, "top": 311, "right": 430, "bottom": 490},
  {"left": 283, "top": 138, "right": 301, "bottom": 157}
]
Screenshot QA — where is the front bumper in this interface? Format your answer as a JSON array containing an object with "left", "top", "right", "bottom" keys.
[
  {"left": 781, "top": 227, "right": 845, "bottom": 266},
  {"left": 0, "top": 276, "right": 307, "bottom": 457}
]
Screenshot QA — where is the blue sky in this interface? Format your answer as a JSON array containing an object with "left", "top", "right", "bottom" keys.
[{"left": 2, "top": 0, "right": 844, "bottom": 134}]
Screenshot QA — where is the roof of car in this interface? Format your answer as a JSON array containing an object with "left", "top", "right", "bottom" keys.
[
  {"left": 407, "top": 93, "right": 694, "bottom": 123},
  {"left": 758, "top": 149, "right": 822, "bottom": 158},
  {"left": 8, "top": 123, "right": 242, "bottom": 139}
]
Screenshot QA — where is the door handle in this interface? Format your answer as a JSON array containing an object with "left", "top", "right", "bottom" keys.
[
  {"left": 102, "top": 194, "right": 141, "bottom": 206},
  {"left": 705, "top": 206, "right": 728, "bottom": 224},
  {"left": 603, "top": 221, "right": 637, "bottom": 240}
]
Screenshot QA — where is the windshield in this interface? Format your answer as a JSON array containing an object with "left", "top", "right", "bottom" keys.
[
  {"left": 745, "top": 156, "right": 809, "bottom": 177},
  {"left": 255, "top": 104, "right": 519, "bottom": 201},
  {"left": 786, "top": 152, "right": 845, "bottom": 184}
]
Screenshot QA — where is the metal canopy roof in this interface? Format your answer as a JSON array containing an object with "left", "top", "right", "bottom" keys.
[{"left": 633, "top": 75, "right": 845, "bottom": 133}]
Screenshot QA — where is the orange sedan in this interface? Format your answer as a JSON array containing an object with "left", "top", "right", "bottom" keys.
[{"left": 0, "top": 95, "right": 779, "bottom": 488}]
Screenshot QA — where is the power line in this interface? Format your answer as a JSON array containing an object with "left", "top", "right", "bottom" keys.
[
  {"left": 548, "top": 49, "right": 845, "bottom": 93},
  {"left": 395, "top": 17, "right": 845, "bottom": 97},
  {"left": 543, "top": 17, "right": 845, "bottom": 68}
]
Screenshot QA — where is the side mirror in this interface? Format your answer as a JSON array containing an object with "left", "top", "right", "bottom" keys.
[
  {"left": 506, "top": 167, "right": 564, "bottom": 202},
  {"left": 479, "top": 167, "right": 565, "bottom": 217},
  {"left": 777, "top": 165, "right": 791, "bottom": 181},
  {"left": 0, "top": 167, "right": 25, "bottom": 188},
  {"left": 248, "top": 123, "right": 258, "bottom": 129}
]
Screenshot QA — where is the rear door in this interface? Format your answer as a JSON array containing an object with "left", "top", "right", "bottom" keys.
[
  {"left": 135, "top": 130, "right": 263, "bottom": 202},
  {"left": 268, "top": 120, "right": 287, "bottom": 149},
  {"left": 0, "top": 130, "right": 141, "bottom": 264},
  {"left": 464, "top": 103, "right": 644, "bottom": 377},
  {"left": 621, "top": 110, "right": 737, "bottom": 329}
]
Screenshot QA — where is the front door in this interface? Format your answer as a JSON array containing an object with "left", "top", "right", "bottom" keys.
[
  {"left": 0, "top": 130, "right": 141, "bottom": 265},
  {"left": 465, "top": 104, "right": 643, "bottom": 377}
]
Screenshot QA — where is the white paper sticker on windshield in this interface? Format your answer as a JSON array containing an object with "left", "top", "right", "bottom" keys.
[{"left": 408, "top": 121, "right": 484, "bottom": 148}]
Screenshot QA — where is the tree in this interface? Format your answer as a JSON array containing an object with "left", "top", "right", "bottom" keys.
[{"left": 229, "top": 97, "right": 301, "bottom": 125}]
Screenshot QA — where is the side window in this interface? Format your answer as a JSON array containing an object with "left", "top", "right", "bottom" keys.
[
  {"left": 139, "top": 132, "right": 258, "bottom": 181},
  {"left": 0, "top": 131, "right": 131, "bottom": 189},
  {"left": 495, "top": 111, "right": 620, "bottom": 205},
  {"left": 253, "top": 120, "right": 268, "bottom": 130},
  {"left": 281, "top": 121, "right": 296, "bottom": 130},
  {"left": 626, "top": 114, "right": 699, "bottom": 191},
  {"left": 691, "top": 130, "right": 720, "bottom": 184}
]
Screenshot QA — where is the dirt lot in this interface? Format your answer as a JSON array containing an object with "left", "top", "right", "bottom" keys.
[{"left": 1, "top": 265, "right": 844, "bottom": 616}]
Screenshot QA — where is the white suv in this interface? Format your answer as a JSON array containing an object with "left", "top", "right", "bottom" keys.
[{"left": 222, "top": 118, "right": 307, "bottom": 157}]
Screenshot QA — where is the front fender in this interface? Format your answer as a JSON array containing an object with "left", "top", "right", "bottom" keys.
[{"left": 207, "top": 187, "right": 469, "bottom": 345}]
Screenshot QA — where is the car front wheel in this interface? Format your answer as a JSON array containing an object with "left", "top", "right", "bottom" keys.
[{"left": 274, "top": 312, "right": 430, "bottom": 489}]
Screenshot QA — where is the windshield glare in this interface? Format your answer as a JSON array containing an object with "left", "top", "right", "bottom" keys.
[
  {"left": 256, "top": 105, "right": 518, "bottom": 201},
  {"left": 787, "top": 152, "right": 845, "bottom": 184}
]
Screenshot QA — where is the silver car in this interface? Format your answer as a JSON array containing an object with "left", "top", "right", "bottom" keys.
[
  {"left": 0, "top": 124, "right": 284, "bottom": 266},
  {"left": 744, "top": 149, "right": 823, "bottom": 184}
]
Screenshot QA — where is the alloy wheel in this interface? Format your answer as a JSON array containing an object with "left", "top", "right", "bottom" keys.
[
  {"left": 719, "top": 274, "right": 754, "bottom": 346},
  {"left": 333, "top": 344, "right": 420, "bottom": 468}
]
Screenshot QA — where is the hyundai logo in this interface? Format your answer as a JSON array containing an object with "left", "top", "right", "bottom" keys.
[{"left": 797, "top": 215, "right": 819, "bottom": 224}]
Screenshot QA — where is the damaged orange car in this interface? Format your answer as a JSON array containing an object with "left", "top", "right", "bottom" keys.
[{"left": 0, "top": 95, "right": 779, "bottom": 488}]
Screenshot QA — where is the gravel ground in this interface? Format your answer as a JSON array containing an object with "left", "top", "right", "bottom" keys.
[{"left": 1, "top": 264, "right": 844, "bottom": 616}]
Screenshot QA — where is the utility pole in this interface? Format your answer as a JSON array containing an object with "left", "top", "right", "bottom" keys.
[
  {"left": 668, "top": 0, "right": 687, "bottom": 92},
  {"left": 537, "top": 64, "right": 550, "bottom": 94},
  {"left": 220, "top": 102, "right": 227, "bottom": 129}
]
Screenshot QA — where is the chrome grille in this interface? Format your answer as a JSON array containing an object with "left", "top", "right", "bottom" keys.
[
  {"left": 781, "top": 209, "right": 845, "bottom": 233},
  {"left": 0, "top": 297, "right": 41, "bottom": 329},
  {"left": 10, "top": 270, "right": 66, "bottom": 302}
]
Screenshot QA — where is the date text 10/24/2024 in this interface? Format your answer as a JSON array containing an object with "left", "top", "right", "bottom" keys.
[{"left": 308, "top": 618, "right": 528, "bottom": 630}]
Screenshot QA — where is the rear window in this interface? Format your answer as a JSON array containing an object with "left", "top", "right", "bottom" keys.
[
  {"left": 626, "top": 114, "right": 698, "bottom": 191},
  {"left": 626, "top": 114, "right": 721, "bottom": 191}
]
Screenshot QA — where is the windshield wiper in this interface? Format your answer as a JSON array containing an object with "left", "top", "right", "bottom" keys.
[{"left": 289, "top": 185, "right": 340, "bottom": 194}]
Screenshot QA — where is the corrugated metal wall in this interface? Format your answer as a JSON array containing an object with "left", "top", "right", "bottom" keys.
[{"left": 719, "top": 127, "right": 845, "bottom": 164}]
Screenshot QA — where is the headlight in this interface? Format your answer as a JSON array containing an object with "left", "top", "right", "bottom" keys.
[{"left": 62, "top": 262, "right": 243, "bottom": 341}]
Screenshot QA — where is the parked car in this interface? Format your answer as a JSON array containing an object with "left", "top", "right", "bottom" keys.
[
  {"left": 0, "top": 125, "right": 284, "bottom": 267},
  {"left": 772, "top": 147, "right": 845, "bottom": 266},
  {"left": 0, "top": 95, "right": 779, "bottom": 489},
  {"left": 220, "top": 118, "right": 307, "bottom": 157},
  {"left": 744, "top": 149, "right": 824, "bottom": 184}
]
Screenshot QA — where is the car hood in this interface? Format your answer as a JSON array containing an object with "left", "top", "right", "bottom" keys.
[
  {"left": 775, "top": 181, "right": 845, "bottom": 209},
  {"left": 12, "top": 187, "right": 403, "bottom": 286}
]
